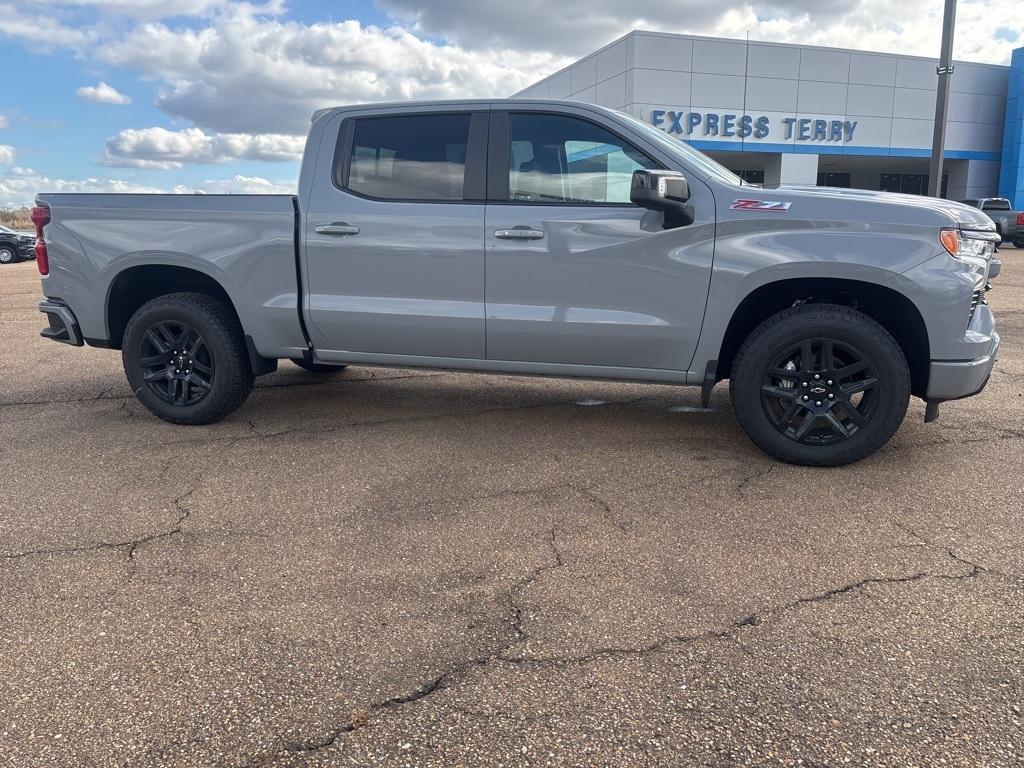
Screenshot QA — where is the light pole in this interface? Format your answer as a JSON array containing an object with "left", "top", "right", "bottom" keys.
[{"left": 927, "top": 0, "right": 957, "bottom": 198}]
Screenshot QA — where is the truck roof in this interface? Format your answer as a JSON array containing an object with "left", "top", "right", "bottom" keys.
[{"left": 310, "top": 98, "right": 617, "bottom": 123}]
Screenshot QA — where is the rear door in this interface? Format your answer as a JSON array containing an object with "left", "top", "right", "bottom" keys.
[
  {"left": 304, "top": 109, "right": 488, "bottom": 359},
  {"left": 484, "top": 109, "right": 716, "bottom": 372}
]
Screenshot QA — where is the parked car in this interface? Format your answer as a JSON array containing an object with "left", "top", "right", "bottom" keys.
[
  {"left": 958, "top": 198, "right": 1024, "bottom": 247},
  {"left": 0, "top": 224, "right": 35, "bottom": 264},
  {"left": 32, "top": 100, "right": 1001, "bottom": 466}
]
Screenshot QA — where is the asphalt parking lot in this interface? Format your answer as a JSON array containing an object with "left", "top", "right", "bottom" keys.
[{"left": 1, "top": 251, "right": 1023, "bottom": 767}]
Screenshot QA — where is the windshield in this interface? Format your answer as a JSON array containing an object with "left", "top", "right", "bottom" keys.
[{"left": 617, "top": 112, "right": 742, "bottom": 186}]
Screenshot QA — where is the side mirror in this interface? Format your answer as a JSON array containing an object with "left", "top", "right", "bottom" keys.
[{"left": 630, "top": 169, "right": 694, "bottom": 228}]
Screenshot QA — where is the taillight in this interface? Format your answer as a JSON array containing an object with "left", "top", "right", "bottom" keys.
[
  {"left": 30, "top": 205, "right": 50, "bottom": 276},
  {"left": 1017, "top": 212, "right": 1024, "bottom": 226}
]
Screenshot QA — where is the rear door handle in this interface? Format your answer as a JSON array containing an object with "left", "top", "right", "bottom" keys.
[
  {"left": 494, "top": 227, "right": 545, "bottom": 240},
  {"left": 315, "top": 223, "right": 360, "bottom": 236}
]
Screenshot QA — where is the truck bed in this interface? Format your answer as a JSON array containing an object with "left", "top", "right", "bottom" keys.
[{"left": 36, "top": 193, "right": 308, "bottom": 359}]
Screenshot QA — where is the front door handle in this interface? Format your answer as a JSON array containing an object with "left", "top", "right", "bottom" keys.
[
  {"left": 316, "top": 223, "right": 360, "bottom": 236},
  {"left": 494, "top": 227, "right": 545, "bottom": 240}
]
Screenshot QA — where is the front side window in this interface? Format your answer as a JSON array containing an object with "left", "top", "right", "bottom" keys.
[
  {"left": 346, "top": 114, "right": 471, "bottom": 201},
  {"left": 508, "top": 114, "right": 657, "bottom": 204}
]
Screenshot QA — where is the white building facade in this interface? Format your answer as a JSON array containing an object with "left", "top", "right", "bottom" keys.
[{"left": 515, "top": 31, "right": 1024, "bottom": 204}]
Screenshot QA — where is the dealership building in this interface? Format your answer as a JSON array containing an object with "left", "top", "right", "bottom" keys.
[{"left": 514, "top": 32, "right": 1024, "bottom": 205}]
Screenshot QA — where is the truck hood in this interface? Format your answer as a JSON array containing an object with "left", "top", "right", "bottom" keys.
[{"left": 777, "top": 185, "right": 997, "bottom": 232}]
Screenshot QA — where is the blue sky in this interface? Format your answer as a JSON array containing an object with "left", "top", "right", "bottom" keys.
[{"left": 1, "top": 0, "right": 1021, "bottom": 206}]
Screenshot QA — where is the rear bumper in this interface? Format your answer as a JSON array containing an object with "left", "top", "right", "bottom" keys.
[
  {"left": 38, "top": 299, "right": 83, "bottom": 347},
  {"left": 926, "top": 330, "right": 999, "bottom": 400}
]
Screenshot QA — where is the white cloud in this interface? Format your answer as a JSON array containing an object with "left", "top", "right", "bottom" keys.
[
  {"left": 30, "top": 0, "right": 285, "bottom": 20},
  {"left": 0, "top": 146, "right": 15, "bottom": 165},
  {"left": 103, "top": 126, "right": 304, "bottom": 168},
  {"left": 380, "top": 0, "right": 1024, "bottom": 65},
  {"left": 0, "top": 115, "right": 8, "bottom": 129},
  {"left": 0, "top": 170, "right": 165, "bottom": 207},
  {"left": 172, "top": 174, "right": 295, "bottom": 194},
  {"left": 99, "top": 9, "right": 568, "bottom": 134},
  {"left": 0, "top": 2, "right": 98, "bottom": 49},
  {"left": 0, "top": 168, "right": 293, "bottom": 207},
  {"left": 76, "top": 81, "right": 132, "bottom": 105}
]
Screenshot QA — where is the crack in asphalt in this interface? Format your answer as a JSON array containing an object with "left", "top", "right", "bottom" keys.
[
  {"left": 893, "top": 521, "right": 991, "bottom": 580},
  {"left": 507, "top": 526, "right": 565, "bottom": 645},
  {"left": 737, "top": 464, "right": 774, "bottom": 493},
  {"left": 0, "top": 371, "right": 450, "bottom": 410},
  {"left": 242, "top": 525, "right": 567, "bottom": 766},
  {"left": 573, "top": 485, "right": 633, "bottom": 533},
  {"left": 240, "top": 526, "right": 993, "bottom": 766},
  {"left": 209, "top": 396, "right": 655, "bottom": 450},
  {"left": 0, "top": 480, "right": 199, "bottom": 574}
]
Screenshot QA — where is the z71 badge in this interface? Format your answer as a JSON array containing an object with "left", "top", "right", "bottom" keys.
[{"left": 730, "top": 199, "right": 792, "bottom": 212}]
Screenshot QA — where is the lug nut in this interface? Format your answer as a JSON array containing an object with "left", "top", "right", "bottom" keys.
[
  {"left": 802, "top": 395, "right": 809, "bottom": 401},
  {"left": 828, "top": 393, "right": 835, "bottom": 400},
  {"left": 815, "top": 400, "right": 823, "bottom": 406},
  {"left": 814, "top": 374, "right": 821, "bottom": 380},
  {"left": 827, "top": 379, "right": 833, "bottom": 386},
  {"left": 801, "top": 381, "right": 808, "bottom": 387}
]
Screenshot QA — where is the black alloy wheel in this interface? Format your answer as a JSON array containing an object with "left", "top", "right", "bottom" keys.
[
  {"left": 760, "top": 338, "right": 879, "bottom": 445},
  {"left": 138, "top": 320, "right": 216, "bottom": 406},
  {"left": 122, "top": 292, "right": 254, "bottom": 425},
  {"left": 730, "top": 303, "right": 910, "bottom": 466}
]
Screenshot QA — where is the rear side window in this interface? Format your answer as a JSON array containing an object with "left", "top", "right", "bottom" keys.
[
  {"left": 345, "top": 114, "right": 471, "bottom": 201},
  {"left": 508, "top": 113, "right": 657, "bottom": 204}
]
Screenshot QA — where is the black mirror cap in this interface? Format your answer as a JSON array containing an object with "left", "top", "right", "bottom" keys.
[{"left": 630, "top": 169, "right": 694, "bottom": 228}]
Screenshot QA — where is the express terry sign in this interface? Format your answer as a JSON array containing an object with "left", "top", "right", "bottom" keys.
[{"left": 650, "top": 111, "right": 858, "bottom": 143}]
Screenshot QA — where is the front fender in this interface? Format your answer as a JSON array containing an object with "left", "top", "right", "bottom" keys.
[{"left": 689, "top": 220, "right": 941, "bottom": 378}]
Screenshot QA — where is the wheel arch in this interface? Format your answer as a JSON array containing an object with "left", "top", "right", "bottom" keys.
[
  {"left": 105, "top": 264, "right": 241, "bottom": 350},
  {"left": 717, "top": 277, "right": 931, "bottom": 398}
]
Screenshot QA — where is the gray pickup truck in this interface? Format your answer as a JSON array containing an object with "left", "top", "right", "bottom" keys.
[
  {"left": 32, "top": 99, "right": 1000, "bottom": 466},
  {"left": 958, "top": 197, "right": 1024, "bottom": 247}
]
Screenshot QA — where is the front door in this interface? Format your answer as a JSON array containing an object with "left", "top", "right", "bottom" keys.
[
  {"left": 484, "top": 111, "right": 716, "bottom": 372},
  {"left": 304, "top": 111, "right": 487, "bottom": 359}
]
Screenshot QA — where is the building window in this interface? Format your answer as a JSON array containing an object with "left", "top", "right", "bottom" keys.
[
  {"left": 816, "top": 172, "right": 851, "bottom": 188},
  {"left": 735, "top": 169, "right": 765, "bottom": 185},
  {"left": 879, "top": 173, "right": 949, "bottom": 197}
]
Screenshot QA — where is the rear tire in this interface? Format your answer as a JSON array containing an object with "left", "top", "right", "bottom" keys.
[
  {"left": 0, "top": 246, "right": 16, "bottom": 264},
  {"left": 122, "top": 292, "right": 254, "bottom": 425},
  {"left": 1013, "top": 239, "right": 1024, "bottom": 249},
  {"left": 290, "top": 358, "right": 347, "bottom": 373},
  {"left": 730, "top": 304, "right": 910, "bottom": 467}
]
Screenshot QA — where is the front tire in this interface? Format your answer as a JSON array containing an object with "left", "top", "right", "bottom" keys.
[
  {"left": 122, "top": 293, "right": 254, "bottom": 425},
  {"left": 1013, "top": 239, "right": 1024, "bottom": 249},
  {"left": 730, "top": 304, "right": 910, "bottom": 467}
]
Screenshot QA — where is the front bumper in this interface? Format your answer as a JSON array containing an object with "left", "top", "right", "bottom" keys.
[
  {"left": 38, "top": 299, "right": 83, "bottom": 346},
  {"left": 926, "top": 330, "right": 999, "bottom": 400}
]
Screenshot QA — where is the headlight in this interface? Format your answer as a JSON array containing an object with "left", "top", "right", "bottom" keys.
[{"left": 939, "top": 229, "right": 994, "bottom": 280}]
